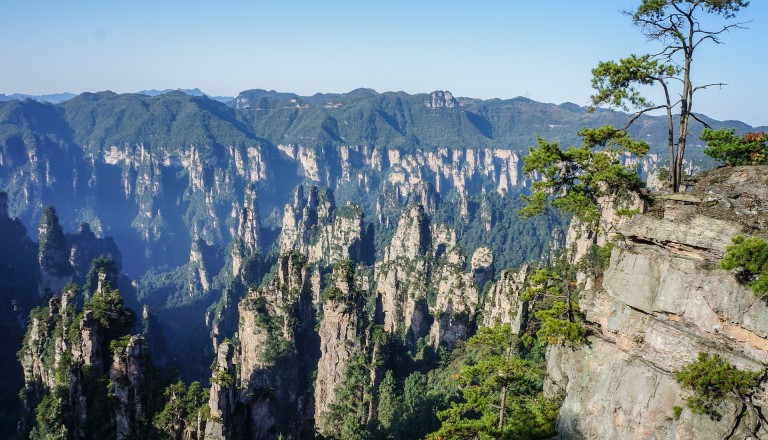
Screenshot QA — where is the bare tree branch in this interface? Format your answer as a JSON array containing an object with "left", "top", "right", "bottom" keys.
[
  {"left": 689, "top": 113, "right": 711, "bottom": 129},
  {"left": 624, "top": 105, "right": 668, "bottom": 130},
  {"left": 692, "top": 82, "right": 727, "bottom": 93}
]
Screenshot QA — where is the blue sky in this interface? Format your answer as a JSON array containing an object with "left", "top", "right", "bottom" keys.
[{"left": 2, "top": 1, "right": 766, "bottom": 125}]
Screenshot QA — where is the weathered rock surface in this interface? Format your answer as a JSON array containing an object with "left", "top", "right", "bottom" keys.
[
  {"left": 375, "top": 204, "right": 487, "bottom": 348},
  {"left": 206, "top": 341, "right": 237, "bottom": 440},
  {"left": 208, "top": 252, "right": 316, "bottom": 439},
  {"left": 481, "top": 265, "right": 529, "bottom": 332},
  {"left": 37, "top": 207, "right": 73, "bottom": 297},
  {"left": 548, "top": 166, "right": 768, "bottom": 440},
  {"left": 565, "top": 191, "right": 647, "bottom": 264},
  {"left": 232, "top": 184, "right": 262, "bottom": 277},
  {"left": 314, "top": 263, "right": 367, "bottom": 433},
  {"left": 279, "top": 185, "right": 368, "bottom": 265},
  {"left": 18, "top": 282, "right": 152, "bottom": 439},
  {"left": 471, "top": 246, "right": 494, "bottom": 289},
  {"left": 111, "top": 336, "right": 150, "bottom": 440}
]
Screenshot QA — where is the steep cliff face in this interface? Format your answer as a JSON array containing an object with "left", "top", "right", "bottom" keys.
[
  {"left": 232, "top": 184, "right": 262, "bottom": 278},
  {"left": 37, "top": 206, "right": 73, "bottom": 297},
  {"left": 110, "top": 336, "right": 150, "bottom": 440},
  {"left": 547, "top": 166, "right": 768, "bottom": 439},
  {"left": 481, "top": 264, "right": 529, "bottom": 332},
  {"left": 374, "top": 204, "right": 488, "bottom": 348},
  {"left": 471, "top": 246, "right": 495, "bottom": 289},
  {"left": 564, "top": 190, "right": 647, "bottom": 265},
  {"left": 375, "top": 205, "right": 432, "bottom": 342},
  {"left": 18, "top": 278, "right": 151, "bottom": 439},
  {"left": 206, "top": 341, "right": 237, "bottom": 440},
  {"left": 314, "top": 262, "right": 368, "bottom": 434},
  {"left": 207, "top": 252, "right": 316, "bottom": 439},
  {"left": 279, "top": 185, "right": 368, "bottom": 266}
]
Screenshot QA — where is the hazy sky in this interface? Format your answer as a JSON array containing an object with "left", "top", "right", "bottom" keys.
[{"left": 2, "top": 1, "right": 766, "bottom": 125}]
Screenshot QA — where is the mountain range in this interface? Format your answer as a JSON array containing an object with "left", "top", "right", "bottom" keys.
[{"left": 2, "top": 87, "right": 768, "bottom": 439}]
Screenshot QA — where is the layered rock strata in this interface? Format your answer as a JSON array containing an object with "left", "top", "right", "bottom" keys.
[{"left": 547, "top": 166, "right": 768, "bottom": 439}]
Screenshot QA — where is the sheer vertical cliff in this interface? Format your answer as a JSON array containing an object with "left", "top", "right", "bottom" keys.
[
  {"left": 207, "top": 252, "right": 316, "bottom": 439},
  {"left": 314, "top": 262, "right": 368, "bottom": 434},
  {"left": 374, "top": 204, "right": 492, "bottom": 348},
  {"left": 279, "top": 185, "right": 369, "bottom": 266},
  {"left": 17, "top": 277, "right": 152, "bottom": 439},
  {"left": 232, "top": 183, "right": 262, "bottom": 278}
]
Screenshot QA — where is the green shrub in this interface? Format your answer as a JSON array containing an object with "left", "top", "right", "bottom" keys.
[
  {"left": 702, "top": 128, "right": 768, "bottom": 166},
  {"left": 675, "top": 352, "right": 762, "bottom": 419},
  {"left": 721, "top": 235, "right": 768, "bottom": 298}
]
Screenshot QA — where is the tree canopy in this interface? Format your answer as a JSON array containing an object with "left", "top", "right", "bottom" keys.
[
  {"left": 590, "top": 0, "right": 750, "bottom": 192},
  {"left": 428, "top": 325, "right": 558, "bottom": 440},
  {"left": 721, "top": 235, "right": 768, "bottom": 298},
  {"left": 520, "top": 126, "right": 648, "bottom": 229},
  {"left": 675, "top": 352, "right": 764, "bottom": 436}
]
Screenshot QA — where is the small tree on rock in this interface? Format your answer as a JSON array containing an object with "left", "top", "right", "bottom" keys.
[
  {"left": 590, "top": 0, "right": 750, "bottom": 192},
  {"left": 520, "top": 125, "right": 649, "bottom": 231},
  {"left": 675, "top": 352, "right": 764, "bottom": 436}
]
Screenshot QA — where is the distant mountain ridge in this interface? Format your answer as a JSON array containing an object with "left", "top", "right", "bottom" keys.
[
  {"left": 136, "top": 88, "right": 233, "bottom": 103},
  {"left": 0, "top": 88, "right": 234, "bottom": 104},
  {"left": 3, "top": 88, "right": 764, "bottom": 148},
  {"left": 1, "top": 87, "right": 763, "bottom": 274},
  {"left": 0, "top": 91, "right": 77, "bottom": 104}
]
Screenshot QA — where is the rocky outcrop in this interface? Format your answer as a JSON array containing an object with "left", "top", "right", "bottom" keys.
[
  {"left": 206, "top": 341, "right": 237, "bottom": 440},
  {"left": 232, "top": 184, "right": 262, "bottom": 277},
  {"left": 18, "top": 281, "right": 149, "bottom": 439},
  {"left": 279, "top": 185, "right": 367, "bottom": 266},
  {"left": 481, "top": 265, "right": 529, "bottom": 332},
  {"left": 425, "top": 91, "right": 458, "bottom": 109},
  {"left": 471, "top": 246, "right": 494, "bottom": 289},
  {"left": 430, "top": 259, "right": 478, "bottom": 349},
  {"left": 37, "top": 206, "right": 72, "bottom": 297},
  {"left": 111, "top": 336, "right": 149, "bottom": 440},
  {"left": 375, "top": 204, "right": 486, "bottom": 348},
  {"left": 547, "top": 166, "right": 768, "bottom": 439},
  {"left": 214, "top": 252, "right": 316, "bottom": 439},
  {"left": 314, "top": 262, "right": 368, "bottom": 433},
  {"left": 19, "top": 288, "right": 78, "bottom": 395},
  {"left": 376, "top": 205, "right": 431, "bottom": 341},
  {"left": 190, "top": 237, "right": 212, "bottom": 293},
  {"left": 188, "top": 236, "right": 225, "bottom": 298},
  {"left": 565, "top": 190, "right": 647, "bottom": 264}
]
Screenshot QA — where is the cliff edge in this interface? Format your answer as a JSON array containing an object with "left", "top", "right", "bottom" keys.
[{"left": 548, "top": 165, "right": 768, "bottom": 439}]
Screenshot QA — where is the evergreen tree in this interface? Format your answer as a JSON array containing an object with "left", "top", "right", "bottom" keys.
[
  {"left": 520, "top": 127, "right": 648, "bottom": 230},
  {"left": 590, "top": 0, "right": 750, "bottom": 191},
  {"left": 428, "top": 325, "right": 558, "bottom": 440},
  {"left": 376, "top": 370, "right": 402, "bottom": 434}
]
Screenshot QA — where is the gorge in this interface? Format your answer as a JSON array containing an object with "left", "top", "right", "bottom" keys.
[{"left": 1, "top": 88, "right": 767, "bottom": 439}]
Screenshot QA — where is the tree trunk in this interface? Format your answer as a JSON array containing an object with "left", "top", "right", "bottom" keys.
[
  {"left": 498, "top": 383, "right": 507, "bottom": 431},
  {"left": 660, "top": 81, "right": 676, "bottom": 191},
  {"left": 674, "top": 24, "right": 695, "bottom": 193}
]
